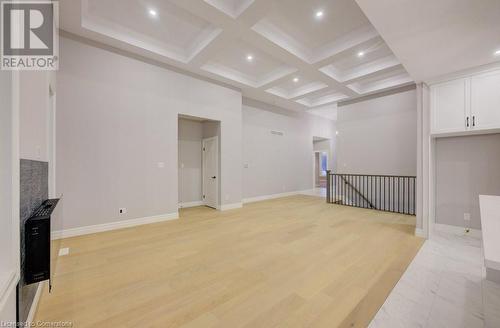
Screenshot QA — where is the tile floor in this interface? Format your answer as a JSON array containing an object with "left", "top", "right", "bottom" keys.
[{"left": 369, "top": 227, "right": 500, "bottom": 328}]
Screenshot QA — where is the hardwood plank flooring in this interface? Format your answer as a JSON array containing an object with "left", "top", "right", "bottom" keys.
[{"left": 35, "top": 195, "right": 423, "bottom": 327}]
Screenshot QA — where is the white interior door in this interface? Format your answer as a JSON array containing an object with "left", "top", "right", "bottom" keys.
[{"left": 202, "top": 136, "right": 218, "bottom": 209}]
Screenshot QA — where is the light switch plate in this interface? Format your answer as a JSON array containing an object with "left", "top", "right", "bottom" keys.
[{"left": 157, "top": 162, "right": 165, "bottom": 168}]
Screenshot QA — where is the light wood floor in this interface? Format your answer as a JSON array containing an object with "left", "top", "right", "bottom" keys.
[{"left": 35, "top": 195, "right": 423, "bottom": 328}]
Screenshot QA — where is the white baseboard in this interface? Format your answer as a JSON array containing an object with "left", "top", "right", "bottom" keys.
[
  {"left": 26, "top": 281, "right": 44, "bottom": 324},
  {"left": 415, "top": 227, "right": 426, "bottom": 238},
  {"left": 179, "top": 201, "right": 204, "bottom": 208},
  {"left": 0, "top": 270, "right": 19, "bottom": 315},
  {"left": 51, "top": 212, "right": 179, "bottom": 240},
  {"left": 243, "top": 189, "right": 314, "bottom": 204},
  {"left": 219, "top": 203, "right": 243, "bottom": 211},
  {"left": 433, "top": 223, "right": 482, "bottom": 238}
]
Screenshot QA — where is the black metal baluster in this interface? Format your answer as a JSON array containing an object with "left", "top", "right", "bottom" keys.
[
  {"left": 357, "top": 175, "right": 360, "bottom": 207},
  {"left": 398, "top": 177, "right": 401, "bottom": 213},
  {"left": 350, "top": 175, "right": 353, "bottom": 207},
  {"left": 413, "top": 177, "right": 416, "bottom": 215},
  {"left": 326, "top": 171, "right": 330, "bottom": 202},
  {"left": 406, "top": 177, "right": 409, "bottom": 215},
  {"left": 364, "top": 176, "right": 367, "bottom": 208}
]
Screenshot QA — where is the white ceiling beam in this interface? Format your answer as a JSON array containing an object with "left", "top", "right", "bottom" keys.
[
  {"left": 256, "top": 70, "right": 301, "bottom": 90},
  {"left": 289, "top": 86, "right": 334, "bottom": 101},
  {"left": 238, "top": 0, "right": 274, "bottom": 26},
  {"left": 187, "top": 31, "right": 235, "bottom": 67}
]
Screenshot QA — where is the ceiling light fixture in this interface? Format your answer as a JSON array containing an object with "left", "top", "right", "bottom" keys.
[
  {"left": 315, "top": 11, "right": 324, "bottom": 18},
  {"left": 293, "top": 77, "right": 299, "bottom": 83},
  {"left": 246, "top": 54, "right": 253, "bottom": 62},
  {"left": 357, "top": 51, "right": 365, "bottom": 58},
  {"left": 495, "top": 49, "right": 500, "bottom": 56},
  {"left": 148, "top": 9, "right": 158, "bottom": 17}
]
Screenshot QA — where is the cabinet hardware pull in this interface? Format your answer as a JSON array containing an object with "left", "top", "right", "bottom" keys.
[
  {"left": 472, "top": 116, "right": 475, "bottom": 127},
  {"left": 466, "top": 117, "right": 469, "bottom": 128}
]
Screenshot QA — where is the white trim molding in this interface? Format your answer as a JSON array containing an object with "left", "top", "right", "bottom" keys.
[
  {"left": 243, "top": 190, "right": 314, "bottom": 204},
  {"left": 178, "top": 201, "right": 204, "bottom": 209},
  {"left": 415, "top": 228, "right": 425, "bottom": 238},
  {"left": 219, "top": 203, "right": 243, "bottom": 211},
  {"left": 0, "top": 270, "right": 18, "bottom": 315},
  {"left": 433, "top": 223, "right": 482, "bottom": 238},
  {"left": 51, "top": 212, "right": 179, "bottom": 240},
  {"left": 26, "top": 281, "right": 45, "bottom": 325}
]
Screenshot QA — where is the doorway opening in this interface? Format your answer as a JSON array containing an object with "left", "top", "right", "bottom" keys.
[
  {"left": 312, "top": 136, "right": 331, "bottom": 197},
  {"left": 314, "top": 151, "right": 328, "bottom": 188},
  {"left": 178, "top": 115, "right": 220, "bottom": 210}
]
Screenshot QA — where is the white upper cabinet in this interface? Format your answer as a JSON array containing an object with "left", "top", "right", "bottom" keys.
[
  {"left": 431, "top": 78, "right": 468, "bottom": 134},
  {"left": 430, "top": 69, "right": 500, "bottom": 136},
  {"left": 471, "top": 71, "right": 500, "bottom": 130}
]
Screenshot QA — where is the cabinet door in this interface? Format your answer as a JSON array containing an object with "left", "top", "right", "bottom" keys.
[
  {"left": 471, "top": 70, "right": 500, "bottom": 130},
  {"left": 431, "top": 79, "right": 469, "bottom": 134}
]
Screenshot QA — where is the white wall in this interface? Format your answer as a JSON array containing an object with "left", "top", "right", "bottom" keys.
[
  {"left": 242, "top": 100, "right": 336, "bottom": 199},
  {"left": 0, "top": 71, "right": 13, "bottom": 281},
  {"left": 19, "top": 71, "right": 54, "bottom": 162},
  {"left": 178, "top": 119, "right": 203, "bottom": 204},
  {"left": 336, "top": 90, "right": 417, "bottom": 175},
  {"left": 313, "top": 139, "right": 331, "bottom": 153},
  {"left": 56, "top": 37, "right": 242, "bottom": 231},
  {"left": 0, "top": 70, "right": 17, "bottom": 324},
  {"left": 435, "top": 134, "right": 500, "bottom": 230}
]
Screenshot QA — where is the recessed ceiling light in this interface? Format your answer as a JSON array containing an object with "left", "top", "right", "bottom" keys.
[
  {"left": 148, "top": 9, "right": 158, "bottom": 17},
  {"left": 315, "top": 11, "right": 324, "bottom": 18},
  {"left": 293, "top": 77, "right": 299, "bottom": 83},
  {"left": 495, "top": 49, "right": 500, "bottom": 56},
  {"left": 357, "top": 51, "right": 365, "bottom": 58},
  {"left": 246, "top": 54, "right": 253, "bottom": 62}
]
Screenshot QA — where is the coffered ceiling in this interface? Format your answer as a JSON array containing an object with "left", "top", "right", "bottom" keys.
[
  {"left": 60, "top": 0, "right": 414, "bottom": 115},
  {"left": 355, "top": 0, "right": 500, "bottom": 82}
]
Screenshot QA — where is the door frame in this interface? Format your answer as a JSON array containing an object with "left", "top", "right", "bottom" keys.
[
  {"left": 47, "top": 84, "right": 56, "bottom": 198},
  {"left": 202, "top": 136, "right": 219, "bottom": 209}
]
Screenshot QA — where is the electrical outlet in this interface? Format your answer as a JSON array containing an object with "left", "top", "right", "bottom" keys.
[
  {"left": 119, "top": 208, "right": 127, "bottom": 215},
  {"left": 464, "top": 213, "right": 471, "bottom": 234},
  {"left": 58, "top": 248, "right": 69, "bottom": 257}
]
